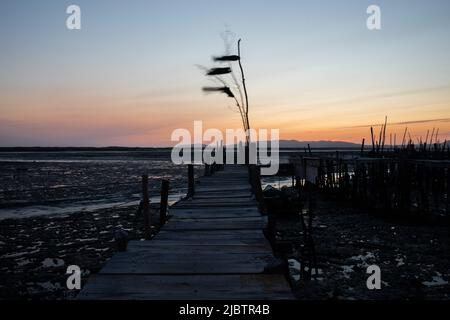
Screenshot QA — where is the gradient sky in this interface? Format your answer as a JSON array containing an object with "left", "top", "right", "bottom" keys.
[{"left": 1, "top": 0, "right": 450, "bottom": 146}]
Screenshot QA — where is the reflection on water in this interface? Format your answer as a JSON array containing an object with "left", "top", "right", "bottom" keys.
[
  {"left": 261, "top": 176, "right": 293, "bottom": 190},
  {"left": 0, "top": 150, "right": 311, "bottom": 219},
  {"left": 0, "top": 192, "right": 187, "bottom": 220}
]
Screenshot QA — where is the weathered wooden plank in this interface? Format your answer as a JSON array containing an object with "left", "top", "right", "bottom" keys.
[
  {"left": 100, "top": 251, "right": 276, "bottom": 274},
  {"left": 173, "top": 202, "right": 258, "bottom": 208},
  {"left": 169, "top": 215, "right": 264, "bottom": 222},
  {"left": 77, "top": 274, "right": 293, "bottom": 300},
  {"left": 183, "top": 196, "right": 255, "bottom": 203},
  {"left": 196, "top": 181, "right": 250, "bottom": 185},
  {"left": 155, "top": 230, "right": 266, "bottom": 241},
  {"left": 195, "top": 186, "right": 251, "bottom": 191},
  {"left": 146, "top": 238, "right": 267, "bottom": 246},
  {"left": 198, "top": 185, "right": 248, "bottom": 189},
  {"left": 175, "top": 199, "right": 257, "bottom": 207},
  {"left": 198, "top": 179, "right": 249, "bottom": 184},
  {"left": 168, "top": 216, "right": 265, "bottom": 222},
  {"left": 169, "top": 210, "right": 261, "bottom": 219},
  {"left": 201, "top": 179, "right": 249, "bottom": 183},
  {"left": 126, "top": 242, "right": 273, "bottom": 253},
  {"left": 206, "top": 177, "right": 249, "bottom": 180},
  {"left": 174, "top": 200, "right": 256, "bottom": 204},
  {"left": 164, "top": 217, "right": 266, "bottom": 231},
  {"left": 173, "top": 213, "right": 261, "bottom": 220},
  {"left": 192, "top": 193, "right": 253, "bottom": 199},
  {"left": 201, "top": 174, "right": 249, "bottom": 178},
  {"left": 169, "top": 207, "right": 261, "bottom": 214}
]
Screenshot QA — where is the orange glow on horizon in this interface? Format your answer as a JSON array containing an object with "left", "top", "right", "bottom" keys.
[{"left": 1, "top": 83, "right": 450, "bottom": 146}]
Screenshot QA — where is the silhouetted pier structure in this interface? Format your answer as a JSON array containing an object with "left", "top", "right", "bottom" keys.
[
  {"left": 290, "top": 154, "right": 450, "bottom": 218},
  {"left": 78, "top": 165, "right": 293, "bottom": 300}
]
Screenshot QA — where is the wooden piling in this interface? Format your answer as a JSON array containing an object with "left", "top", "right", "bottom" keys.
[
  {"left": 370, "top": 127, "right": 375, "bottom": 152},
  {"left": 188, "top": 164, "right": 195, "bottom": 197},
  {"left": 291, "top": 163, "right": 295, "bottom": 188},
  {"left": 204, "top": 163, "right": 211, "bottom": 176},
  {"left": 249, "top": 165, "right": 264, "bottom": 209},
  {"left": 360, "top": 138, "right": 365, "bottom": 156},
  {"left": 446, "top": 167, "right": 450, "bottom": 215},
  {"left": 160, "top": 179, "right": 170, "bottom": 226},
  {"left": 291, "top": 152, "right": 450, "bottom": 217},
  {"left": 142, "top": 174, "right": 151, "bottom": 239},
  {"left": 295, "top": 176, "right": 301, "bottom": 191}
]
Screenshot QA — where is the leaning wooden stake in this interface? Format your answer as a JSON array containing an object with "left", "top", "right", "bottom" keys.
[
  {"left": 370, "top": 127, "right": 375, "bottom": 152},
  {"left": 381, "top": 116, "right": 387, "bottom": 153},
  {"left": 238, "top": 39, "right": 250, "bottom": 140}
]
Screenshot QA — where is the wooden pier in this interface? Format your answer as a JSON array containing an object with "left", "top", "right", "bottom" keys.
[{"left": 78, "top": 165, "right": 293, "bottom": 300}]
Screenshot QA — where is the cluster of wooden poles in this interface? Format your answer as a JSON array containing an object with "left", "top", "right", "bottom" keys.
[
  {"left": 365, "top": 117, "right": 449, "bottom": 158},
  {"left": 293, "top": 155, "right": 450, "bottom": 217}
]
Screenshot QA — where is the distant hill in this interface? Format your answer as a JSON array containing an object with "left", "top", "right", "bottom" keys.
[
  {"left": 0, "top": 140, "right": 360, "bottom": 151},
  {"left": 269, "top": 140, "right": 360, "bottom": 149}
]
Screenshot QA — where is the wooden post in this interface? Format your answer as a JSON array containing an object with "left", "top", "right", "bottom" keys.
[
  {"left": 245, "top": 144, "right": 250, "bottom": 166},
  {"left": 251, "top": 165, "right": 264, "bottom": 207},
  {"left": 336, "top": 151, "right": 340, "bottom": 190},
  {"left": 295, "top": 176, "right": 301, "bottom": 191},
  {"left": 446, "top": 167, "right": 450, "bottom": 216},
  {"left": 291, "top": 163, "right": 295, "bottom": 188},
  {"left": 160, "top": 179, "right": 169, "bottom": 226},
  {"left": 371, "top": 127, "right": 375, "bottom": 152},
  {"left": 223, "top": 146, "right": 226, "bottom": 166},
  {"left": 188, "top": 164, "right": 195, "bottom": 197},
  {"left": 142, "top": 174, "right": 151, "bottom": 239},
  {"left": 267, "top": 212, "right": 276, "bottom": 244},
  {"left": 204, "top": 163, "right": 211, "bottom": 176}
]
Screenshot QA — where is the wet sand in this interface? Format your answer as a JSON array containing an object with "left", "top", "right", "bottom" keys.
[
  {"left": 0, "top": 158, "right": 194, "bottom": 213},
  {"left": 0, "top": 154, "right": 201, "bottom": 299},
  {"left": 1, "top": 191, "right": 449, "bottom": 299},
  {"left": 0, "top": 204, "right": 159, "bottom": 299},
  {"left": 276, "top": 194, "right": 450, "bottom": 300}
]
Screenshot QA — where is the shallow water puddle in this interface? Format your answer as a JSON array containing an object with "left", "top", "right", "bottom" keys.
[
  {"left": 422, "top": 272, "right": 449, "bottom": 287},
  {"left": 41, "top": 258, "right": 65, "bottom": 268}
]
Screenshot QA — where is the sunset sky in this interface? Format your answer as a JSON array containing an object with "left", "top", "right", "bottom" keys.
[{"left": 1, "top": 0, "right": 450, "bottom": 147}]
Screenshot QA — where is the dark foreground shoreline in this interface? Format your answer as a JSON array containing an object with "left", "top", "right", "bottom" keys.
[
  {"left": 1, "top": 194, "right": 449, "bottom": 300},
  {"left": 277, "top": 194, "right": 450, "bottom": 300},
  {"left": 0, "top": 204, "right": 153, "bottom": 299}
]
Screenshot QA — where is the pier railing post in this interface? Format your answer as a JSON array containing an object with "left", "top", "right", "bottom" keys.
[
  {"left": 141, "top": 174, "right": 151, "bottom": 239},
  {"left": 160, "top": 179, "right": 170, "bottom": 226},
  {"left": 222, "top": 146, "right": 226, "bottom": 166},
  {"left": 188, "top": 164, "right": 195, "bottom": 197},
  {"left": 204, "top": 163, "right": 211, "bottom": 176},
  {"left": 249, "top": 164, "right": 265, "bottom": 210}
]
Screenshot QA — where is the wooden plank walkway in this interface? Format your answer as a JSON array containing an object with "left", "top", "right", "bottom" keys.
[{"left": 78, "top": 165, "right": 293, "bottom": 300}]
